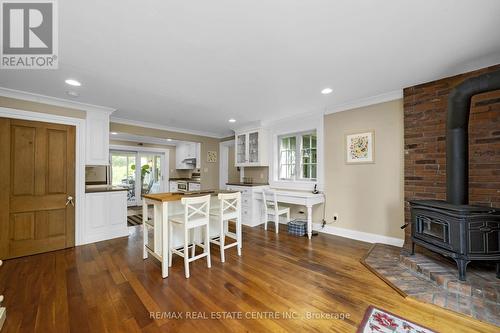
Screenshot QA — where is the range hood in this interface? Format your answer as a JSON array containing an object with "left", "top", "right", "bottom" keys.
[{"left": 182, "top": 158, "right": 197, "bottom": 165}]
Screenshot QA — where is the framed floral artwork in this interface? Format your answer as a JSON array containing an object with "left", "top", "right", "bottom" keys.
[
  {"left": 207, "top": 151, "right": 217, "bottom": 163},
  {"left": 345, "top": 130, "right": 375, "bottom": 164}
]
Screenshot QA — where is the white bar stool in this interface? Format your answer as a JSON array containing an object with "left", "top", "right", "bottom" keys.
[
  {"left": 210, "top": 192, "right": 242, "bottom": 262},
  {"left": 168, "top": 195, "right": 211, "bottom": 278},
  {"left": 262, "top": 190, "right": 290, "bottom": 234}
]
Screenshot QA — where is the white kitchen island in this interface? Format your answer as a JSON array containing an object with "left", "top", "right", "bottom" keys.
[{"left": 141, "top": 190, "right": 238, "bottom": 278}]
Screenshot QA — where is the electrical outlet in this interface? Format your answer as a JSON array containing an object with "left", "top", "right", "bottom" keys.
[{"left": 333, "top": 213, "right": 339, "bottom": 222}]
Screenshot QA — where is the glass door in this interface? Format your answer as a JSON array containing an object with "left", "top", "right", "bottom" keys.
[
  {"left": 236, "top": 134, "right": 247, "bottom": 164},
  {"left": 248, "top": 131, "right": 259, "bottom": 163},
  {"left": 136, "top": 153, "right": 164, "bottom": 205},
  {"left": 110, "top": 151, "right": 138, "bottom": 206}
]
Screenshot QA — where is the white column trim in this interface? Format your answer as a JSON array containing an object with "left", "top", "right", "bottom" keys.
[{"left": 219, "top": 140, "right": 235, "bottom": 189}]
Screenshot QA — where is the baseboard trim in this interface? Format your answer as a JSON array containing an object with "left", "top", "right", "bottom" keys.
[
  {"left": 82, "top": 229, "right": 130, "bottom": 245},
  {"left": 313, "top": 223, "right": 404, "bottom": 247}
]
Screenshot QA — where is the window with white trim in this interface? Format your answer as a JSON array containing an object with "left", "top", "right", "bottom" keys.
[{"left": 278, "top": 131, "right": 317, "bottom": 181}]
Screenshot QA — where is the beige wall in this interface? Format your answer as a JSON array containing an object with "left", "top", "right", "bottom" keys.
[
  {"left": 0, "top": 96, "right": 86, "bottom": 119},
  {"left": 110, "top": 123, "right": 220, "bottom": 189},
  {"left": 323, "top": 99, "right": 405, "bottom": 240},
  {"left": 227, "top": 146, "right": 240, "bottom": 183}
]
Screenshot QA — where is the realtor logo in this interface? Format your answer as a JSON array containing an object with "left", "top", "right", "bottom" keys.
[{"left": 1, "top": 0, "right": 58, "bottom": 69}]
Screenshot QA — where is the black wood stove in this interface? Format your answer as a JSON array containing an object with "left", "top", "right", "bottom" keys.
[{"left": 409, "top": 70, "right": 500, "bottom": 281}]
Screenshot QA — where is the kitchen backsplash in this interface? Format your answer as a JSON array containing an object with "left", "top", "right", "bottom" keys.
[{"left": 243, "top": 166, "right": 269, "bottom": 183}]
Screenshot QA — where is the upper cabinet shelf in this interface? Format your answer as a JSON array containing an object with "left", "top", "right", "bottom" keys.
[{"left": 235, "top": 128, "right": 268, "bottom": 167}]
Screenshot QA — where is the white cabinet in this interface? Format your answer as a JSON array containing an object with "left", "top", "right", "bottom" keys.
[
  {"left": 195, "top": 143, "right": 201, "bottom": 169},
  {"left": 176, "top": 142, "right": 200, "bottom": 169},
  {"left": 86, "top": 110, "right": 111, "bottom": 165},
  {"left": 84, "top": 190, "right": 128, "bottom": 244},
  {"left": 226, "top": 185, "right": 268, "bottom": 226},
  {"left": 235, "top": 129, "right": 268, "bottom": 167},
  {"left": 188, "top": 182, "right": 201, "bottom": 191},
  {"left": 169, "top": 181, "right": 178, "bottom": 192}
]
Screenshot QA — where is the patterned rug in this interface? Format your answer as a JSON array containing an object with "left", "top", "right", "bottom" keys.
[
  {"left": 127, "top": 214, "right": 149, "bottom": 226},
  {"left": 357, "top": 306, "right": 436, "bottom": 333}
]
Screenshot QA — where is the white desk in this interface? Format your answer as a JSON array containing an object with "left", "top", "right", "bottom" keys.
[{"left": 255, "top": 189, "right": 325, "bottom": 239}]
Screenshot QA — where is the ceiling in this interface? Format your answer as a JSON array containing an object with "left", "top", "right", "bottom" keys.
[{"left": 1, "top": 0, "right": 500, "bottom": 137}]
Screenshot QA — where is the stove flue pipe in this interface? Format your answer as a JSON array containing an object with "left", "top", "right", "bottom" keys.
[{"left": 446, "top": 69, "right": 500, "bottom": 205}]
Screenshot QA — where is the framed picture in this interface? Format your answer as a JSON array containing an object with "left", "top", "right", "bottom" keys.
[
  {"left": 345, "top": 130, "right": 375, "bottom": 164},
  {"left": 207, "top": 151, "right": 217, "bottom": 163}
]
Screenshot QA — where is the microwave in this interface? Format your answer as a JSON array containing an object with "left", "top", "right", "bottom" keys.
[{"left": 177, "top": 181, "right": 188, "bottom": 192}]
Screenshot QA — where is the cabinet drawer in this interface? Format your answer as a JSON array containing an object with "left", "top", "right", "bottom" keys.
[
  {"left": 242, "top": 207, "right": 252, "bottom": 217},
  {"left": 241, "top": 197, "right": 252, "bottom": 206}
]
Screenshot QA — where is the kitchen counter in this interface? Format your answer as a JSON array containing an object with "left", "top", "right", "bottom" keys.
[
  {"left": 85, "top": 185, "right": 128, "bottom": 193},
  {"left": 143, "top": 189, "right": 236, "bottom": 202},
  {"left": 226, "top": 182, "right": 269, "bottom": 187}
]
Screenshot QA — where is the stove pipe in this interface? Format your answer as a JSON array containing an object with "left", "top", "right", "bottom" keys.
[{"left": 446, "top": 69, "right": 500, "bottom": 205}]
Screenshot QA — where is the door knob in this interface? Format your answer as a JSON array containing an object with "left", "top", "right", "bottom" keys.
[{"left": 66, "top": 196, "right": 75, "bottom": 207}]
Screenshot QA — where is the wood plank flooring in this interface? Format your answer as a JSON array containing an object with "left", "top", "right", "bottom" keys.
[{"left": 0, "top": 225, "right": 497, "bottom": 333}]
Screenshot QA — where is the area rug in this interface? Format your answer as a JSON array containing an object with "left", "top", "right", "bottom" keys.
[
  {"left": 357, "top": 306, "right": 437, "bottom": 333},
  {"left": 127, "top": 214, "right": 148, "bottom": 226}
]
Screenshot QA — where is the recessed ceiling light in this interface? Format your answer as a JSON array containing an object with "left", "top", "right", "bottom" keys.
[
  {"left": 228, "top": 118, "right": 236, "bottom": 123},
  {"left": 110, "top": 132, "right": 118, "bottom": 135},
  {"left": 167, "top": 138, "right": 173, "bottom": 142},
  {"left": 321, "top": 88, "right": 333, "bottom": 95},
  {"left": 66, "top": 90, "right": 79, "bottom": 97},
  {"left": 65, "top": 79, "right": 81, "bottom": 87}
]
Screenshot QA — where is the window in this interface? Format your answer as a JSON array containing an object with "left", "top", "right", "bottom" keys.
[{"left": 279, "top": 131, "right": 317, "bottom": 181}]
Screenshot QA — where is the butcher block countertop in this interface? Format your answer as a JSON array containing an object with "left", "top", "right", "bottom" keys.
[{"left": 142, "top": 189, "right": 237, "bottom": 202}]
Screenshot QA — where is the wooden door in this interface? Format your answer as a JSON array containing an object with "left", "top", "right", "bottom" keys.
[{"left": 0, "top": 117, "right": 75, "bottom": 259}]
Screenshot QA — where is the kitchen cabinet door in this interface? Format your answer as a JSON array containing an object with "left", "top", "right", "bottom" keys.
[
  {"left": 86, "top": 111, "right": 110, "bottom": 165},
  {"left": 248, "top": 131, "right": 259, "bottom": 163},
  {"left": 236, "top": 133, "right": 247, "bottom": 165}
]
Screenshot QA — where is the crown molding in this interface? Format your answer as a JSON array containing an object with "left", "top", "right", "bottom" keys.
[
  {"left": 110, "top": 116, "right": 229, "bottom": 139},
  {"left": 262, "top": 109, "right": 324, "bottom": 128},
  {"left": 325, "top": 90, "right": 403, "bottom": 114},
  {"left": 0, "top": 86, "right": 116, "bottom": 114},
  {"left": 110, "top": 132, "right": 180, "bottom": 146}
]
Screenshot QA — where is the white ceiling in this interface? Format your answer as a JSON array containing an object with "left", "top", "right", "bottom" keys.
[{"left": 1, "top": 0, "right": 500, "bottom": 137}]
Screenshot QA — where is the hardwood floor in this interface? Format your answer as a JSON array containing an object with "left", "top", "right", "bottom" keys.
[{"left": 0, "top": 224, "right": 496, "bottom": 332}]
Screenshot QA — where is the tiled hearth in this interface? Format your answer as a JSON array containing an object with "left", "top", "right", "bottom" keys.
[{"left": 362, "top": 244, "right": 500, "bottom": 327}]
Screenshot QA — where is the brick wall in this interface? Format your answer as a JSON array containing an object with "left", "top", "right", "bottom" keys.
[{"left": 403, "top": 64, "right": 500, "bottom": 249}]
